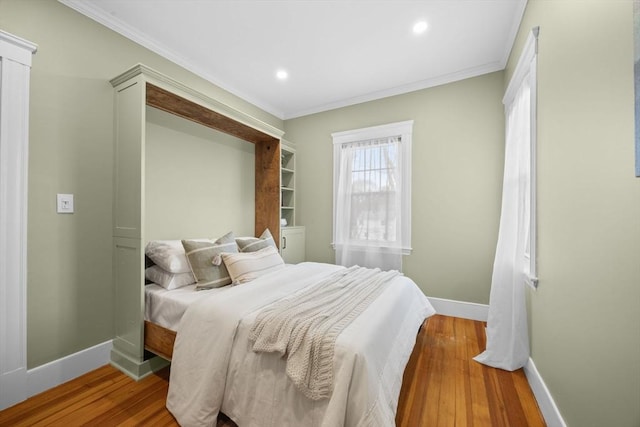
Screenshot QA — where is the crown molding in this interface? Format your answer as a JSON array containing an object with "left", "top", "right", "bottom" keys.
[
  {"left": 59, "top": 0, "right": 525, "bottom": 121},
  {"left": 498, "top": 0, "right": 529, "bottom": 69},
  {"left": 0, "top": 30, "right": 37, "bottom": 66},
  {"left": 284, "top": 61, "right": 504, "bottom": 120},
  {"left": 58, "top": 0, "right": 285, "bottom": 119}
]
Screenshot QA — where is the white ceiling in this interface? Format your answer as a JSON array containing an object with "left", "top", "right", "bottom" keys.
[{"left": 60, "top": 0, "right": 527, "bottom": 120}]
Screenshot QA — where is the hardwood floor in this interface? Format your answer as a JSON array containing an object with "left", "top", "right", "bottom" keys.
[{"left": 0, "top": 315, "right": 545, "bottom": 426}]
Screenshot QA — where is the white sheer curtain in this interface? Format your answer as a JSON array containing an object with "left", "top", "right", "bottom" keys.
[
  {"left": 474, "top": 28, "right": 538, "bottom": 371},
  {"left": 333, "top": 123, "right": 411, "bottom": 271}
]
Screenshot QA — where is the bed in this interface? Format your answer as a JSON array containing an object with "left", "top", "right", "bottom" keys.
[{"left": 144, "top": 261, "right": 435, "bottom": 427}]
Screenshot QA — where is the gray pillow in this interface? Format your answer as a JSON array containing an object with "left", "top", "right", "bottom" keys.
[
  {"left": 236, "top": 228, "right": 276, "bottom": 252},
  {"left": 182, "top": 231, "right": 237, "bottom": 290},
  {"left": 222, "top": 246, "right": 285, "bottom": 285}
]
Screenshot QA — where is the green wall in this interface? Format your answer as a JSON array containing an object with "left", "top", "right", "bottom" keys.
[
  {"left": 508, "top": 1, "right": 640, "bottom": 426},
  {"left": 0, "top": 0, "right": 282, "bottom": 368},
  {"left": 145, "top": 107, "right": 256, "bottom": 241},
  {"left": 284, "top": 71, "right": 505, "bottom": 304},
  {"left": 3, "top": 0, "right": 638, "bottom": 424}
]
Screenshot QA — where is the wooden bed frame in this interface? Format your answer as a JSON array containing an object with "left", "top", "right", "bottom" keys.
[{"left": 144, "top": 320, "right": 176, "bottom": 361}]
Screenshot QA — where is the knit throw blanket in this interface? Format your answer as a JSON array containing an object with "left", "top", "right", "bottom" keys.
[{"left": 248, "top": 265, "right": 399, "bottom": 400}]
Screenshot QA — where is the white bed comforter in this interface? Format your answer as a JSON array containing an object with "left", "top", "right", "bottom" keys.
[{"left": 166, "top": 262, "right": 435, "bottom": 427}]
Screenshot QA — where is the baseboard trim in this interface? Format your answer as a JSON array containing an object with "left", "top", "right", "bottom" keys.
[
  {"left": 26, "top": 340, "right": 113, "bottom": 398},
  {"left": 427, "top": 297, "right": 489, "bottom": 321},
  {"left": 109, "top": 348, "right": 170, "bottom": 381},
  {"left": 524, "top": 357, "right": 566, "bottom": 427},
  {"left": 0, "top": 367, "right": 27, "bottom": 410}
]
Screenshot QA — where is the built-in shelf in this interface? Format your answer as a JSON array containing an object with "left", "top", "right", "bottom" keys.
[
  {"left": 280, "top": 143, "right": 296, "bottom": 226},
  {"left": 280, "top": 141, "right": 306, "bottom": 264},
  {"left": 279, "top": 142, "right": 305, "bottom": 263}
]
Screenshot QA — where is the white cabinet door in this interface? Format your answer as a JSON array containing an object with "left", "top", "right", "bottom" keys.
[{"left": 281, "top": 226, "right": 305, "bottom": 264}]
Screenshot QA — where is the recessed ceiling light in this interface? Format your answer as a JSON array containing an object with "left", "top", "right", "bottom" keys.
[
  {"left": 276, "top": 69, "right": 288, "bottom": 80},
  {"left": 413, "top": 21, "right": 428, "bottom": 35}
]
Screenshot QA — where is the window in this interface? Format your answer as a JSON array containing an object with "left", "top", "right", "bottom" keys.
[
  {"left": 503, "top": 27, "right": 538, "bottom": 288},
  {"left": 332, "top": 121, "right": 412, "bottom": 271}
]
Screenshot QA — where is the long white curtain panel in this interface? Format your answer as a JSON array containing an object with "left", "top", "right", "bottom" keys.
[{"left": 475, "top": 28, "right": 538, "bottom": 371}]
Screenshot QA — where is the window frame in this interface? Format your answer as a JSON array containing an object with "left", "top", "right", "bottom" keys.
[
  {"left": 331, "top": 120, "right": 413, "bottom": 255},
  {"left": 504, "top": 27, "right": 539, "bottom": 288}
]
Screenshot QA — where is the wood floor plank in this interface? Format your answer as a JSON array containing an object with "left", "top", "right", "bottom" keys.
[
  {"left": 513, "top": 369, "right": 547, "bottom": 427},
  {"left": 467, "top": 319, "right": 493, "bottom": 426},
  {"left": 437, "top": 316, "right": 457, "bottom": 427},
  {"left": 420, "top": 315, "right": 444, "bottom": 426},
  {"left": 0, "top": 315, "right": 545, "bottom": 427},
  {"left": 483, "top": 359, "right": 511, "bottom": 427},
  {"left": 497, "top": 368, "right": 529, "bottom": 426},
  {"left": 454, "top": 317, "right": 473, "bottom": 427}
]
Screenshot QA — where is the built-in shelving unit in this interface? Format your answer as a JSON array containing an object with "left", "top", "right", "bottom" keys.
[
  {"left": 109, "top": 64, "right": 284, "bottom": 379},
  {"left": 280, "top": 141, "right": 306, "bottom": 263},
  {"left": 280, "top": 142, "right": 296, "bottom": 227}
]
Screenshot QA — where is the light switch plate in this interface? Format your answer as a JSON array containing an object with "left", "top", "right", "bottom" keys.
[{"left": 57, "top": 194, "right": 74, "bottom": 214}]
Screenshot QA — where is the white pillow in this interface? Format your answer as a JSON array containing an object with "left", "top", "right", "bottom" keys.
[
  {"left": 145, "top": 240, "right": 191, "bottom": 273},
  {"left": 145, "top": 239, "right": 208, "bottom": 273},
  {"left": 221, "top": 246, "right": 285, "bottom": 285},
  {"left": 145, "top": 265, "right": 195, "bottom": 290}
]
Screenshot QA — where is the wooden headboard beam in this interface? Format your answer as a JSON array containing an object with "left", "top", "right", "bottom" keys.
[
  {"left": 146, "top": 83, "right": 277, "bottom": 145},
  {"left": 145, "top": 82, "right": 281, "bottom": 247}
]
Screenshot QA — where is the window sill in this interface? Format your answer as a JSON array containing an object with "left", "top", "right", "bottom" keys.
[{"left": 331, "top": 243, "right": 412, "bottom": 256}]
